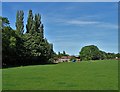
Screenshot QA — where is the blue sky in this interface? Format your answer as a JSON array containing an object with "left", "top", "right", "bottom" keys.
[{"left": 2, "top": 2, "right": 118, "bottom": 55}]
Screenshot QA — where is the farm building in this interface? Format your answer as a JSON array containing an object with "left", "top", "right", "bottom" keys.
[
  {"left": 54, "top": 56, "right": 80, "bottom": 63},
  {"left": 58, "top": 56, "right": 72, "bottom": 62}
]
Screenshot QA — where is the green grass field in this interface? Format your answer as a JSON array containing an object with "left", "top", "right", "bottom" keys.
[{"left": 2, "top": 60, "right": 118, "bottom": 90}]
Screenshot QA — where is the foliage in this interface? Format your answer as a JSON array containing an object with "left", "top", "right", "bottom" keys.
[
  {"left": 15, "top": 10, "right": 24, "bottom": 34},
  {"left": 57, "top": 51, "right": 69, "bottom": 58},
  {"left": 116, "top": 53, "right": 120, "bottom": 58},
  {"left": 79, "top": 45, "right": 117, "bottom": 61},
  {"left": 106, "top": 53, "right": 116, "bottom": 59},
  {"left": 0, "top": 16, "right": 10, "bottom": 28},
  {"left": 26, "top": 10, "right": 34, "bottom": 34},
  {"left": 79, "top": 45, "right": 101, "bottom": 61},
  {"left": 63, "top": 51, "right": 66, "bottom": 55},
  {"left": 2, "top": 26, "right": 17, "bottom": 66},
  {"left": 2, "top": 10, "right": 55, "bottom": 67}
]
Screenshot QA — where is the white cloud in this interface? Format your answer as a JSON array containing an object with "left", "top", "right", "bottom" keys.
[
  {"left": 55, "top": 18, "right": 118, "bottom": 30},
  {"left": 96, "top": 23, "right": 118, "bottom": 29},
  {"left": 56, "top": 19, "right": 100, "bottom": 25},
  {"left": 66, "top": 20, "right": 100, "bottom": 25}
]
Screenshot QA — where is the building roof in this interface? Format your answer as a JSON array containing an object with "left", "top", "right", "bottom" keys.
[{"left": 60, "top": 56, "right": 72, "bottom": 59}]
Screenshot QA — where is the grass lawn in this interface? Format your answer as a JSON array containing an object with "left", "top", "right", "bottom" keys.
[{"left": 2, "top": 60, "right": 118, "bottom": 90}]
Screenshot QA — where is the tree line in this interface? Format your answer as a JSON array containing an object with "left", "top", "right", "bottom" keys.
[
  {"left": 79, "top": 45, "right": 120, "bottom": 61},
  {"left": 2, "top": 10, "right": 55, "bottom": 68}
]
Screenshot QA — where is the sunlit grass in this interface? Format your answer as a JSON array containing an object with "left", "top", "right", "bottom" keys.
[{"left": 2, "top": 60, "right": 118, "bottom": 90}]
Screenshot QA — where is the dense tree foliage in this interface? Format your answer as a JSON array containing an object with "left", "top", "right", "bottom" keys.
[
  {"left": 0, "top": 16, "right": 10, "bottom": 28},
  {"left": 79, "top": 45, "right": 117, "bottom": 61},
  {"left": 2, "top": 10, "right": 55, "bottom": 68},
  {"left": 26, "top": 10, "right": 34, "bottom": 34},
  {"left": 2, "top": 22, "right": 24, "bottom": 66},
  {"left": 15, "top": 10, "right": 24, "bottom": 34},
  {"left": 116, "top": 53, "right": 120, "bottom": 58},
  {"left": 57, "top": 51, "right": 69, "bottom": 58},
  {"left": 79, "top": 45, "right": 101, "bottom": 61}
]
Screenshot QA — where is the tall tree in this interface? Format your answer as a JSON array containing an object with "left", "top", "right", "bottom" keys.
[
  {"left": 34, "top": 13, "right": 41, "bottom": 32},
  {"left": 15, "top": 10, "right": 24, "bottom": 34},
  {"left": 63, "top": 51, "right": 66, "bottom": 55},
  {"left": 34, "top": 13, "right": 44, "bottom": 39},
  {"left": 26, "top": 10, "right": 34, "bottom": 34},
  {"left": 2, "top": 10, "right": 55, "bottom": 67},
  {"left": 58, "top": 52, "right": 61, "bottom": 55},
  {"left": 40, "top": 24, "right": 44, "bottom": 39}
]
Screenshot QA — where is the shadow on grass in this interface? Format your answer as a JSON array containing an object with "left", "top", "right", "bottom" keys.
[{"left": 2, "top": 62, "right": 58, "bottom": 69}]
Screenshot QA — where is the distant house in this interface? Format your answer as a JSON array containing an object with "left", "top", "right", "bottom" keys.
[
  {"left": 58, "top": 56, "right": 72, "bottom": 63},
  {"left": 54, "top": 56, "right": 81, "bottom": 63}
]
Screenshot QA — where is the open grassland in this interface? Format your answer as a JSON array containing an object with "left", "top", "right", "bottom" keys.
[{"left": 2, "top": 60, "right": 118, "bottom": 90}]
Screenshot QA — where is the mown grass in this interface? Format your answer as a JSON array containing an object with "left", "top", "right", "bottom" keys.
[{"left": 2, "top": 60, "right": 118, "bottom": 90}]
